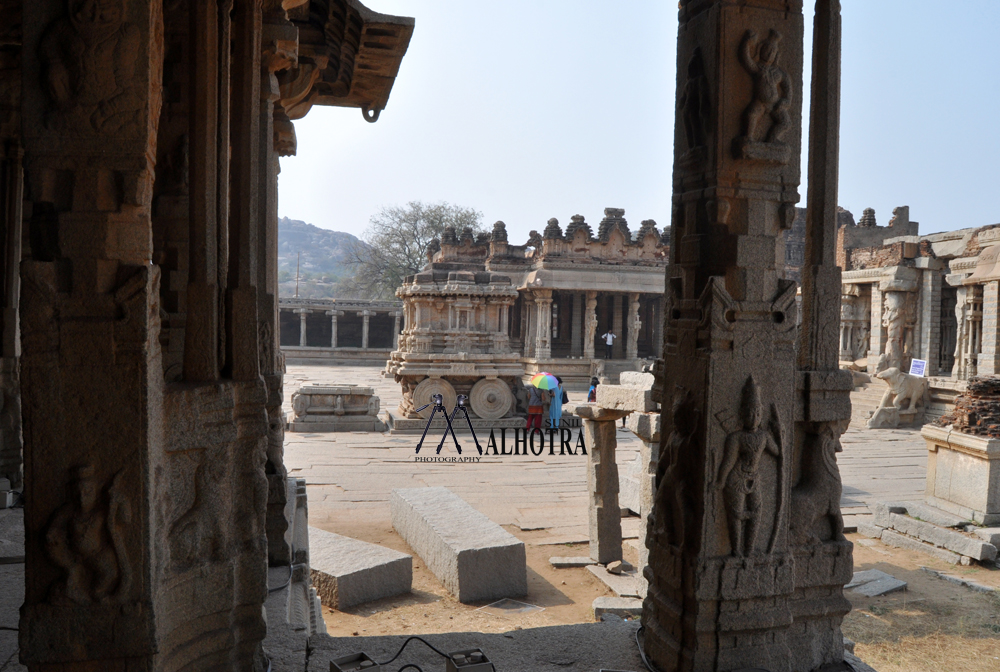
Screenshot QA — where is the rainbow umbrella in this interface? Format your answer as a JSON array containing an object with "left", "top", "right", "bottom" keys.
[{"left": 530, "top": 372, "right": 560, "bottom": 390}]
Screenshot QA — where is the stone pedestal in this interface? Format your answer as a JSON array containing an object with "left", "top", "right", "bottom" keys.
[
  {"left": 922, "top": 424, "right": 1000, "bottom": 525},
  {"left": 290, "top": 385, "right": 385, "bottom": 432}
]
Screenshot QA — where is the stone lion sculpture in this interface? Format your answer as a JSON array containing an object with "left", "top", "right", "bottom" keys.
[{"left": 867, "top": 367, "right": 929, "bottom": 429}]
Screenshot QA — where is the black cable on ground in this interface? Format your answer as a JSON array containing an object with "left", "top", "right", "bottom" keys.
[
  {"left": 378, "top": 636, "right": 451, "bottom": 666},
  {"left": 267, "top": 564, "right": 293, "bottom": 594},
  {"left": 397, "top": 666, "right": 424, "bottom": 672},
  {"left": 634, "top": 626, "right": 665, "bottom": 672}
]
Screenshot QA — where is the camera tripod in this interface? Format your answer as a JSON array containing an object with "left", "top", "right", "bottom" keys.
[
  {"left": 414, "top": 393, "right": 461, "bottom": 454},
  {"left": 413, "top": 394, "right": 484, "bottom": 455},
  {"left": 446, "top": 395, "right": 483, "bottom": 455}
]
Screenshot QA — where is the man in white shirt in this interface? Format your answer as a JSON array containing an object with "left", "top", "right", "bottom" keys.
[{"left": 602, "top": 331, "right": 616, "bottom": 359}]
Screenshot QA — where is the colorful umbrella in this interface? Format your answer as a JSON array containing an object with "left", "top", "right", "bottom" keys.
[{"left": 530, "top": 372, "right": 560, "bottom": 390}]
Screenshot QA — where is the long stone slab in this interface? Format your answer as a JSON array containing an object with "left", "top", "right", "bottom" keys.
[
  {"left": 309, "top": 527, "right": 412, "bottom": 610},
  {"left": 585, "top": 564, "right": 641, "bottom": 598},
  {"left": 888, "top": 513, "right": 997, "bottom": 561},
  {"left": 595, "top": 386, "right": 656, "bottom": 413},
  {"left": 390, "top": 487, "right": 526, "bottom": 603},
  {"left": 880, "top": 529, "right": 962, "bottom": 565}
]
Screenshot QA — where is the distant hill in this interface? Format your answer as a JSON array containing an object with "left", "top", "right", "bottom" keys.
[{"left": 277, "top": 217, "right": 366, "bottom": 298}]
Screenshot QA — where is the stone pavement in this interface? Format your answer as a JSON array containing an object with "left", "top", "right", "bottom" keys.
[{"left": 283, "top": 366, "right": 927, "bottom": 541}]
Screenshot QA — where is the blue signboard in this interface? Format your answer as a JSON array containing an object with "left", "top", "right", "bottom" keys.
[{"left": 909, "top": 359, "right": 927, "bottom": 377}]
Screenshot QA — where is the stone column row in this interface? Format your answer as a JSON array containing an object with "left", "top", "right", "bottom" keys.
[{"left": 289, "top": 307, "right": 401, "bottom": 349}]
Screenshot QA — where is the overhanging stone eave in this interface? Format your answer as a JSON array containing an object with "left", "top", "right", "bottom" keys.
[{"left": 286, "top": 0, "right": 414, "bottom": 119}]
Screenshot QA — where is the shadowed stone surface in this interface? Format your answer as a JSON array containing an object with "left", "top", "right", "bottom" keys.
[
  {"left": 592, "top": 596, "right": 643, "bottom": 618},
  {"left": 309, "top": 527, "right": 412, "bottom": 610},
  {"left": 390, "top": 487, "right": 526, "bottom": 603}
]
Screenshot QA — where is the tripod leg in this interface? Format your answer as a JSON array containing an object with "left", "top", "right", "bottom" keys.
[
  {"left": 460, "top": 408, "right": 483, "bottom": 455},
  {"left": 437, "top": 406, "right": 461, "bottom": 454},
  {"left": 415, "top": 407, "right": 439, "bottom": 454}
]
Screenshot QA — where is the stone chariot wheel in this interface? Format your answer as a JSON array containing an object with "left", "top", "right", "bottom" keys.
[
  {"left": 412, "top": 378, "right": 457, "bottom": 420},
  {"left": 469, "top": 378, "right": 513, "bottom": 420}
]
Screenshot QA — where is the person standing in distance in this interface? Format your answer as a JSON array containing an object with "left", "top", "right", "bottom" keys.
[{"left": 602, "top": 330, "right": 616, "bottom": 359}]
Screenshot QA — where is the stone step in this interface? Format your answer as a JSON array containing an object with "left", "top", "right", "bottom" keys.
[
  {"left": 585, "top": 564, "right": 642, "bottom": 598},
  {"left": 888, "top": 513, "right": 997, "bottom": 561},
  {"left": 390, "top": 487, "right": 526, "bottom": 603},
  {"left": 309, "top": 527, "right": 412, "bottom": 610},
  {"left": 592, "top": 596, "right": 643, "bottom": 619},
  {"left": 846, "top": 569, "right": 907, "bottom": 597},
  {"left": 549, "top": 556, "right": 597, "bottom": 569}
]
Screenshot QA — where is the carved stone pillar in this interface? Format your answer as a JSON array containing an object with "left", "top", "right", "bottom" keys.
[
  {"left": 326, "top": 309, "right": 342, "bottom": 348},
  {"left": 0, "top": 140, "right": 22, "bottom": 490},
  {"left": 577, "top": 405, "right": 628, "bottom": 564},
  {"left": 571, "top": 293, "right": 583, "bottom": 357},
  {"left": 867, "top": 288, "right": 884, "bottom": 374},
  {"left": 19, "top": 0, "right": 164, "bottom": 665},
  {"left": 953, "top": 285, "right": 969, "bottom": 379},
  {"left": 584, "top": 291, "right": 597, "bottom": 360},
  {"left": 651, "top": 296, "right": 663, "bottom": 361},
  {"left": 534, "top": 290, "right": 553, "bottom": 360},
  {"left": 523, "top": 296, "right": 535, "bottom": 358},
  {"left": 393, "top": 310, "right": 401, "bottom": 349},
  {"left": 295, "top": 308, "right": 309, "bottom": 346},
  {"left": 643, "top": 3, "right": 852, "bottom": 670},
  {"left": 611, "top": 294, "right": 623, "bottom": 358},
  {"left": 361, "top": 309, "right": 371, "bottom": 349},
  {"left": 978, "top": 281, "right": 1000, "bottom": 375},
  {"left": 626, "top": 292, "right": 641, "bottom": 359}
]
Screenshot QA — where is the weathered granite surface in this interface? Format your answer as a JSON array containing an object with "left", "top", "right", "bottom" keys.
[
  {"left": 309, "top": 527, "right": 412, "bottom": 609},
  {"left": 390, "top": 487, "right": 526, "bottom": 603}
]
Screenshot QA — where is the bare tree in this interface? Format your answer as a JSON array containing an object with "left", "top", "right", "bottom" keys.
[{"left": 341, "top": 201, "right": 485, "bottom": 299}]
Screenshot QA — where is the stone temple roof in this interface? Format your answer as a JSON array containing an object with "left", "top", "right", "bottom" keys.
[{"left": 282, "top": 0, "right": 414, "bottom": 121}]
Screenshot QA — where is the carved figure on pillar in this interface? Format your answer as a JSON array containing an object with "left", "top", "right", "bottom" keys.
[
  {"left": 584, "top": 293, "right": 598, "bottom": 359},
  {"left": 716, "top": 376, "right": 782, "bottom": 557},
  {"left": 650, "top": 387, "right": 699, "bottom": 547},
  {"left": 790, "top": 421, "right": 847, "bottom": 545},
  {"left": 877, "top": 292, "right": 905, "bottom": 373},
  {"left": 45, "top": 466, "right": 131, "bottom": 604},
  {"left": 737, "top": 29, "right": 793, "bottom": 162},
  {"left": 39, "top": 0, "right": 143, "bottom": 134}
]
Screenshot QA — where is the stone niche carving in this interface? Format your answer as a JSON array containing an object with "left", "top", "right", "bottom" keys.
[
  {"left": 45, "top": 466, "right": 131, "bottom": 605},
  {"left": 716, "top": 376, "right": 783, "bottom": 557},
  {"left": 290, "top": 385, "right": 385, "bottom": 432},
  {"left": 386, "top": 269, "right": 524, "bottom": 424},
  {"left": 39, "top": 0, "right": 144, "bottom": 135}
]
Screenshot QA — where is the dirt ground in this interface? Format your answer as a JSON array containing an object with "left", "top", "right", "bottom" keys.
[
  {"left": 319, "top": 526, "right": 1000, "bottom": 672},
  {"left": 843, "top": 532, "right": 1000, "bottom": 672},
  {"left": 316, "top": 520, "right": 643, "bottom": 637}
]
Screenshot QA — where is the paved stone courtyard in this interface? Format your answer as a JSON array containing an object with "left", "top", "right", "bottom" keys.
[{"left": 283, "top": 364, "right": 927, "bottom": 542}]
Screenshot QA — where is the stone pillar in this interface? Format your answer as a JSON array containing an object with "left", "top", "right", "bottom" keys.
[
  {"left": 918, "top": 269, "right": 943, "bottom": 374},
  {"left": 791, "top": 0, "right": 855, "bottom": 666},
  {"left": 361, "top": 309, "right": 371, "bottom": 349},
  {"left": 978, "top": 281, "right": 1000, "bottom": 375},
  {"left": 576, "top": 405, "right": 629, "bottom": 564},
  {"left": 295, "top": 308, "right": 309, "bottom": 346},
  {"left": 626, "top": 292, "right": 641, "bottom": 360},
  {"left": 571, "top": 293, "right": 583, "bottom": 357},
  {"left": 611, "top": 294, "right": 623, "bottom": 358},
  {"left": 0, "top": 140, "right": 22, "bottom": 490},
  {"left": 953, "top": 285, "right": 969, "bottom": 379},
  {"left": 524, "top": 296, "right": 535, "bottom": 358},
  {"left": 326, "top": 310, "right": 342, "bottom": 348},
  {"left": 534, "top": 290, "right": 552, "bottom": 359},
  {"left": 651, "top": 296, "right": 663, "bottom": 361},
  {"left": 644, "top": 3, "right": 852, "bottom": 670},
  {"left": 868, "top": 288, "right": 884, "bottom": 374},
  {"left": 584, "top": 291, "right": 598, "bottom": 360},
  {"left": 393, "top": 310, "right": 402, "bottom": 349},
  {"left": 19, "top": 0, "right": 164, "bottom": 665}
]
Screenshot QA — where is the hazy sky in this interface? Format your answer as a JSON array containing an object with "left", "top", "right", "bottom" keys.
[{"left": 278, "top": 1, "right": 1000, "bottom": 243}]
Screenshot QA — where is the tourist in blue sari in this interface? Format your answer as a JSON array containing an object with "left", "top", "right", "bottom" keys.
[{"left": 549, "top": 376, "right": 566, "bottom": 429}]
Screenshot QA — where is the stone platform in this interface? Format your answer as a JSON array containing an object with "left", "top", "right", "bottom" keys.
[{"left": 290, "top": 385, "right": 385, "bottom": 432}]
